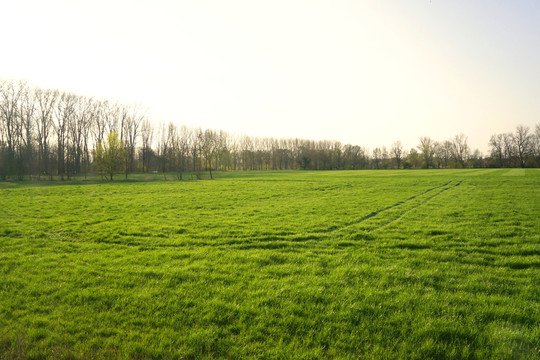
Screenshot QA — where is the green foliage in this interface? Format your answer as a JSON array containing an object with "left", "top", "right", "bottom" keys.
[
  {"left": 0, "top": 169, "right": 539, "bottom": 358},
  {"left": 94, "top": 131, "right": 126, "bottom": 181}
]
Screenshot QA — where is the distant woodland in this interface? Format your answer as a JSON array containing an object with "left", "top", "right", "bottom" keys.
[{"left": 1, "top": 79, "right": 539, "bottom": 180}]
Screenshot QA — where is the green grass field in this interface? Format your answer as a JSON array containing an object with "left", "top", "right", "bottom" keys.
[{"left": 1, "top": 169, "right": 539, "bottom": 359}]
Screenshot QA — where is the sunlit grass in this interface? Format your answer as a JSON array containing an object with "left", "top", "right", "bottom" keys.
[{"left": 0, "top": 169, "right": 538, "bottom": 358}]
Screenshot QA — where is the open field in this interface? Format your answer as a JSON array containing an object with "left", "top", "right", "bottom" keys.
[{"left": 0, "top": 169, "right": 539, "bottom": 359}]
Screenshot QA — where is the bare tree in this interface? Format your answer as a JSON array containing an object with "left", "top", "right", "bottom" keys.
[
  {"left": 215, "top": 130, "right": 230, "bottom": 171},
  {"left": 0, "top": 80, "right": 24, "bottom": 179},
  {"left": 230, "top": 134, "right": 241, "bottom": 171},
  {"left": 19, "top": 83, "right": 36, "bottom": 178},
  {"left": 390, "top": 141, "right": 404, "bottom": 169},
  {"left": 513, "top": 125, "right": 532, "bottom": 168},
  {"left": 192, "top": 128, "right": 204, "bottom": 178},
  {"left": 140, "top": 119, "right": 154, "bottom": 172},
  {"left": 79, "top": 97, "right": 94, "bottom": 179},
  {"left": 502, "top": 133, "right": 515, "bottom": 167},
  {"left": 417, "top": 136, "right": 436, "bottom": 169},
  {"left": 379, "top": 146, "right": 390, "bottom": 169},
  {"left": 91, "top": 100, "right": 108, "bottom": 147},
  {"left": 450, "top": 133, "right": 469, "bottom": 168},
  {"left": 240, "top": 135, "right": 254, "bottom": 171},
  {"left": 489, "top": 134, "right": 504, "bottom": 168},
  {"left": 437, "top": 140, "right": 452, "bottom": 168},
  {"left": 104, "top": 101, "right": 120, "bottom": 135},
  {"left": 331, "top": 141, "right": 343, "bottom": 170},
  {"left": 54, "top": 92, "right": 76, "bottom": 180},
  {"left": 469, "top": 149, "right": 484, "bottom": 168},
  {"left": 67, "top": 96, "right": 89, "bottom": 176},
  {"left": 172, "top": 125, "right": 190, "bottom": 180},
  {"left": 202, "top": 129, "right": 218, "bottom": 179},
  {"left": 123, "top": 104, "right": 145, "bottom": 178},
  {"left": 35, "top": 88, "right": 58, "bottom": 179},
  {"left": 372, "top": 148, "right": 382, "bottom": 169},
  {"left": 157, "top": 122, "right": 170, "bottom": 178},
  {"left": 534, "top": 124, "right": 540, "bottom": 165}
]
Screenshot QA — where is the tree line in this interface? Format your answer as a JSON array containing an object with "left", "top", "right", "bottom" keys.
[{"left": 1, "top": 79, "right": 539, "bottom": 180}]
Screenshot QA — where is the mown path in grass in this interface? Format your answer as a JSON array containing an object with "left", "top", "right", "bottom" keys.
[{"left": 0, "top": 169, "right": 538, "bottom": 359}]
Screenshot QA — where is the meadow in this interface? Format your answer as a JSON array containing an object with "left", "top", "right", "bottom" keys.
[{"left": 0, "top": 169, "right": 539, "bottom": 359}]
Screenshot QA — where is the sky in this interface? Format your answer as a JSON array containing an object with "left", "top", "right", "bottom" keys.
[{"left": 1, "top": 0, "right": 539, "bottom": 153}]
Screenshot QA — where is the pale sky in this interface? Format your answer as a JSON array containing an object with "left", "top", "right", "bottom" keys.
[{"left": 1, "top": 0, "right": 539, "bottom": 153}]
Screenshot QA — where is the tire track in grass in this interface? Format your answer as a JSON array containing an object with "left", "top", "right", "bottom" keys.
[
  {"left": 325, "top": 181, "right": 454, "bottom": 233},
  {"left": 325, "top": 180, "right": 463, "bottom": 233},
  {"left": 366, "top": 180, "right": 463, "bottom": 233}
]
